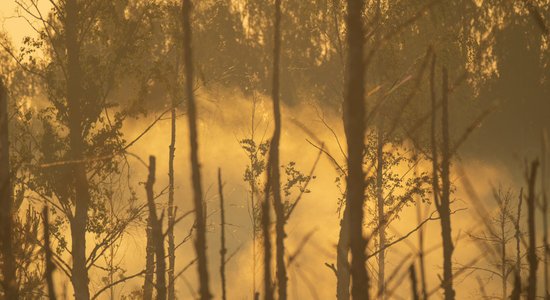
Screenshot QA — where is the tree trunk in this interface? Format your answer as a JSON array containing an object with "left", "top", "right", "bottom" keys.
[
  {"left": 262, "top": 180, "right": 273, "bottom": 300},
  {"left": 526, "top": 160, "right": 539, "bottom": 300},
  {"left": 0, "top": 79, "right": 18, "bottom": 299},
  {"left": 145, "top": 156, "right": 167, "bottom": 300},
  {"left": 181, "top": 0, "right": 211, "bottom": 299},
  {"left": 336, "top": 205, "right": 350, "bottom": 300},
  {"left": 439, "top": 67, "right": 455, "bottom": 300},
  {"left": 167, "top": 77, "right": 177, "bottom": 300},
  {"left": 43, "top": 207, "right": 57, "bottom": 300},
  {"left": 144, "top": 217, "right": 154, "bottom": 300},
  {"left": 541, "top": 131, "right": 549, "bottom": 299},
  {"left": 270, "top": 0, "right": 287, "bottom": 299},
  {"left": 344, "top": 0, "right": 369, "bottom": 298},
  {"left": 65, "top": 1, "right": 91, "bottom": 298},
  {"left": 410, "top": 265, "right": 419, "bottom": 300},
  {"left": 501, "top": 202, "right": 507, "bottom": 299},
  {"left": 376, "top": 123, "right": 385, "bottom": 299},
  {"left": 218, "top": 169, "right": 227, "bottom": 300}
]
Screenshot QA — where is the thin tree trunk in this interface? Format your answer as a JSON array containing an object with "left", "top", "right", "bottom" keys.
[
  {"left": 181, "top": 0, "right": 211, "bottom": 299},
  {"left": 429, "top": 54, "right": 439, "bottom": 300},
  {"left": 145, "top": 156, "right": 167, "bottom": 300},
  {"left": 270, "top": 0, "right": 287, "bottom": 299},
  {"left": 336, "top": 205, "right": 351, "bottom": 300},
  {"left": 167, "top": 75, "right": 177, "bottom": 300},
  {"left": 526, "top": 160, "right": 539, "bottom": 300},
  {"left": 513, "top": 188, "right": 523, "bottom": 299},
  {"left": 65, "top": 1, "right": 91, "bottom": 298},
  {"left": 439, "top": 67, "right": 455, "bottom": 300},
  {"left": 344, "top": 0, "right": 369, "bottom": 297},
  {"left": 410, "top": 264, "right": 419, "bottom": 300},
  {"left": 43, "top": 207, "right": 57, "bottom": 300},
  {"left": 0, "top": 78, "right": 17, "bottom": 300},
  {"left": 376, "top": 123, "right": 385, "bottom": 299},
  {"left": 144, "top": 217, "right": 154, "bottom": 300},
  {"left": 218, "top": 169, "right": 227, "bottom": 300},
  {"left": 501, "top": 201, "right": 507, "bottom": 299},
  {"left": 542, "top": 131, "right": 549, "bottom": 299}
]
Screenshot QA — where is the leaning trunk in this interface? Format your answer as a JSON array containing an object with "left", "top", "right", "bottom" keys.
[
  {"left": 181, "top": 0, "right": 211, "bottom": 298},
  {"left": 65, "top": 1, "right": 91, "bottom": 298}
]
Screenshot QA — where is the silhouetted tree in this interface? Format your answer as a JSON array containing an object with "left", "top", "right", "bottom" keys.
[
  {"left": 181, "top": 0, "right": 211, "bottom": 298},
  {"left": 0, "top": 77, "right": 18, "bottom": 299}
]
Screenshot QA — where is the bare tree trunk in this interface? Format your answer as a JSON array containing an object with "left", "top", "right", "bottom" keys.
[
  {"left": 428, "top": 54, "right": 440, "bottom": 300},
  {"left": 513, "top": 188, "right": 523, "bottom": 299},
  {"left": 500, "top": 199, "right": 507, "bottom": 299},
  {"left": 145, "top": 156, "right": 167, "bottom": 300},
  {"left": 0, "top": 78, "right": 18, "bottom": 300},
  {"left": 43, "top": 207, "right": 57, "bottom": 300},
  {"left": 542, "top": 131, "right": 549, "bottom": 299},
  {"left": 526, "top": 160, "right": 539, "bottom": 300},
  {"left": 344, "top": 0, "right": 369, "bottom": 298},
  {"left": 262, "top": 180, "right": 273, "bottom": 300},
  {"left": 181, "top": 0, "right": 211, "bottom": 299},
  {"left": 218, "top": 169, "right": 227, "bottom": 300},
  {"left": 269, "top": 0, "right": 287, "bottom": 299},
  {"left": 144, "top": 217, "right": 154, "bottom": 300},
  {"left": 167, "top": 74, "right": 177, "bottom": 300},
  {"left": 336, "top": 206, "right": 351, "bottom": 300},
  {"left": 438, "top": 67, "right": 455, "bottom": 300},
  {"left": 376, "top": 123, "right": 385, "bottom": 299},
  {"left": 410, "top": 265, "right": 419, "bottom": 300},
  {"left": 65, "top": 1, "right": 91, "bottom": 298}
]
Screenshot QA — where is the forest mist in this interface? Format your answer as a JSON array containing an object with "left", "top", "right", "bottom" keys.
[{"left": 0, "top": 0, "right": 549, "bottom": 299}]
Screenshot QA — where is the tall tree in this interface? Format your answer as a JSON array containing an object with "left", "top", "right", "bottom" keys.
[
  {"left": 269, "top": 0, "right": 287, "bottom": 299},
  {"left": 181, "top": 0, "right": 211, "bottom": 298},
  {"left": 344, "top": 0, "right": 369, "bottom": 299},
  {"left": 65, "top": 0, "right": 91, "bottom": 298},
  {"left": 0, "top": 77, "right": 18, "bottom": 299},
  {"left": 438, "top": 67, "right": 455, "bottom": 300}
]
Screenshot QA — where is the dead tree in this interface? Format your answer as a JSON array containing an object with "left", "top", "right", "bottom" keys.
[
  {"left": 526, "top": 160, "right": 539, "bottom": 300},
  {"left": 145, "top": 156, "right": 167, "bottom": 300},
  {"left": 181, "top": 0, "right": 211, "bottom": 299},
  {"left": 344, "top": 0, "right": 369, "bottom": 297},
  {"left": 167, "top": 64, "right": 178, "bottom": 300},
  {"left": 269, "top": 0, "right": 287, "bottom": 299},
  {"left": 43, "top": 207, "right": 57, "bottom": 300},
  {"left": 144, "top": 214, "right": 155, "bottom": 300},
  {"left": 218, "top": 169, "right": 227, "bottom": 300},
  {"left": 64, "top": 0, "right": 92, "bottom": 298},
  {"left": 541, "top": 132, "right": 549, "bottom": 299},
  {"left": 436, "top": 66, "right": 456, "bottom": 300},
  {"left": 0, "top": 78, "right": 18, "bottom": 299}
]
